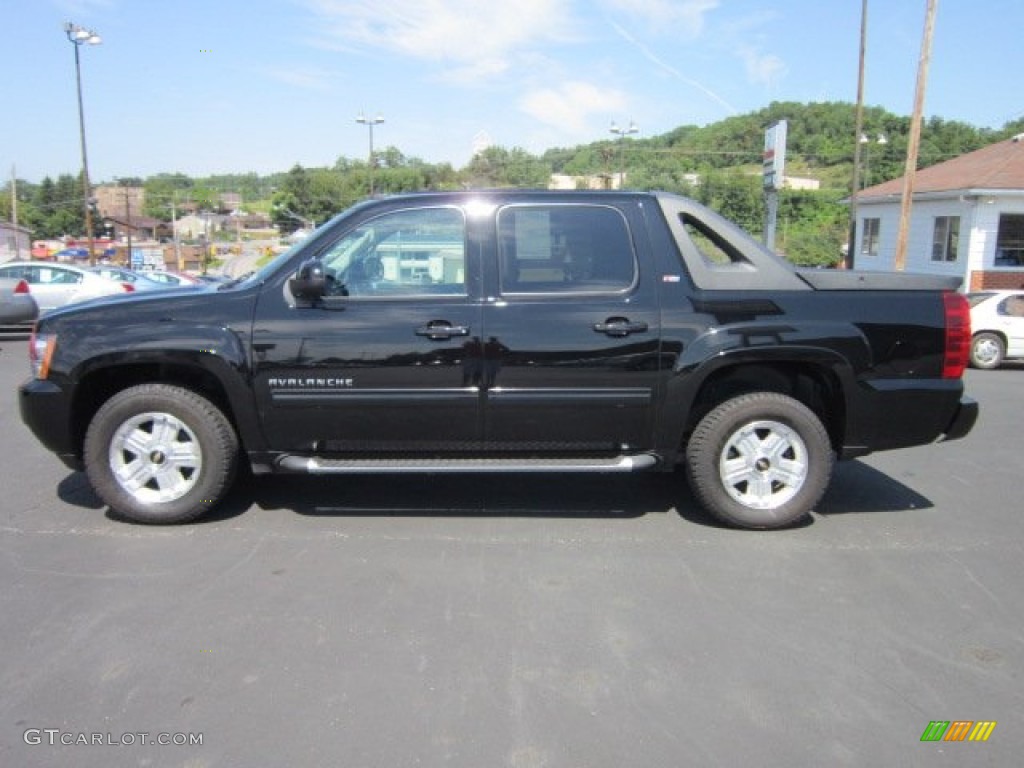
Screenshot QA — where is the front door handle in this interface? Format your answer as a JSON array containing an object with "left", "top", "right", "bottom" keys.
[
  {"left": 416, "top": 321, "right": 471, "bottom": 341},
  {"left": 593, "top": 317, "right": 649, "bottom": 337}
]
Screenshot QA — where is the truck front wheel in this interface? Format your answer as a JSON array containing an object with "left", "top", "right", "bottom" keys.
[
  {"left": 686, "top": 392, "right": 833, "bottom": 529},
  {"left": 84, "top": 384, "right": 238, "bottom": 524}
]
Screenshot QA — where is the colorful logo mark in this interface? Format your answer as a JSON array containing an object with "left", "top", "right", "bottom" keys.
[{"left": 920, "top": 721, "right": 997, "bottom": 742}]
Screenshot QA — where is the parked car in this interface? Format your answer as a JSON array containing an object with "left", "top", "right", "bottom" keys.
[
  {"left": 194, "top": 273, "right": 230, "bottom": 285},
  {"left": 0, "top": 261, "right": 132, "bottom": 314},
  {"left": 142, "top": 269, "right": 203, "bottom": 287},
  {"left": 0, "top": 276, "right": 39, "bottom": 332},
  {"left": 968, "top": 290, "right": 1024, "bottom": 368},
  {"left": 88, "top": 266, "right": 166, "bottom": 291}
]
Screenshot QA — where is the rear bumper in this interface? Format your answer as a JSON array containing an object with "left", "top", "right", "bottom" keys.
[
  {"left": 841, "top": 379, "right": 978, "bottom": 458},
  {"left": 941, "top": 396, "right": 978, "bottom": 442}
]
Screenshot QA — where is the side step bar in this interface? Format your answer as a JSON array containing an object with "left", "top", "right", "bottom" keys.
[{"left": 277, "top": 454, "right": 659, "bottom": 474}]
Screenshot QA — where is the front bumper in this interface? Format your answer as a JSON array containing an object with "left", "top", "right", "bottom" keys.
[{"left": 19, "top": 377, "right": 83, "bottom": 471}]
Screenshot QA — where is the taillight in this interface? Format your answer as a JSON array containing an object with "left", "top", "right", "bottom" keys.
[
  {"left": 121, "top": 282, "right": 135, "bottom": 292},
  {"left": 14, "top": 279, "right": 30, "bottom": 294},
  {"left": 29, "top": 331, "right": 57, "bottom": 380},
  {"left": 942, "top": 291, "right": 970, "bottom": 379}
]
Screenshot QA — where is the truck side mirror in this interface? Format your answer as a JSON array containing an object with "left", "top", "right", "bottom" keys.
[{"left": 289, "top": 259, "right": 326, "bottom": 301}]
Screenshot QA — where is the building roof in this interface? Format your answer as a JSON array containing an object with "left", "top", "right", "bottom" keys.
[{"left": 860, "top": 134, "right": 1024, "bottom": 199}]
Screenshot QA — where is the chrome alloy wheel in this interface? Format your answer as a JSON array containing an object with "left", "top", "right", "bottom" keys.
[
  {"left": 972, "top": 336, "right": 1001, "bottom": 366},
  {"left": 108, "top": 411, "right": 203, "bottom": 504},
  {"left": 718, "top": 419, "right": 809, "bottom": 510}
]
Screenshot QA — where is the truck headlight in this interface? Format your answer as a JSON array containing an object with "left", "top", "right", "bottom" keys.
[{"left": 29, "top": 331, "right": 57, "bottom": 380}]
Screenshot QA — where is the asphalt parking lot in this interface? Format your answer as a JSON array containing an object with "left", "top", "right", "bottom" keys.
[{"left": 1, "top": 337, "right": 1021, "bottom": 767}]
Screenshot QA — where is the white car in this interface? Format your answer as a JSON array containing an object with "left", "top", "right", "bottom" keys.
[
  {"left": 968, "top": 290, "right": 1024, "bottom": 369},
  {"left": 0, "top": 261, "right": 132, "bottom": 315}
]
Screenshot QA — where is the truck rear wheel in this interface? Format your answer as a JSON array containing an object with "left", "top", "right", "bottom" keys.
[
  {"left": 686, "top": 392, "right": 833, "bottom": 529},
  {"left": 84, "top": 384, "right": 238, "bottom": 524}
]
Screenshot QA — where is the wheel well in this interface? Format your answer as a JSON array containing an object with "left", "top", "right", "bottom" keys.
[
  {"left": 973, "top": 329, "right": 1006, "bottom": 343},
  {"left": 684, "top": 363, "right": 843, "bottom": 450},
  {"left": 71, "top": 363, "right": 237, "bottom": 458}
]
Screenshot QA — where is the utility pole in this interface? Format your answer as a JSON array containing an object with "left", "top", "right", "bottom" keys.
[
  {"left": 894, "top": 0, "right": 938, "bottom": 271},
  {"left": 11, "top": 165, "right": 20, "bottom": 259},
  {"left": 848, "top": 0, "right": 868, "bottom": 269},
  {"left": 123, "top": 186, "right": 133, "bottom": 267},
  {"left": 171, "top": 193, "right": 181, "bottom": 270}
]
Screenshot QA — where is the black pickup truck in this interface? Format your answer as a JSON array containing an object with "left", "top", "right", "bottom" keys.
[{"left": 19, "top": 190, "right": 978, "bottom": 528}]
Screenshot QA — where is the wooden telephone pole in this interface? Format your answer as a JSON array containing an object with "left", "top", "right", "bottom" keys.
[{"left": 893, "top": 0, "right": 939, "bottom": 271}]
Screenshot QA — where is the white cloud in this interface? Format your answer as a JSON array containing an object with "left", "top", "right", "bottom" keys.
[
  {"left": 300, "top": 0, "right": 576, "bottom": 83},
  {"left": 519, "top": 80, "right": 628, "bottom": 135},
  {"left": 610, "top": 22, "right": 736, "bottom": 115},
  {"left": 602, "top": 0, "right": 719, "bottom": 38},
  {"left": 740, "top": 46, "right": 787, "bottom": 88}
]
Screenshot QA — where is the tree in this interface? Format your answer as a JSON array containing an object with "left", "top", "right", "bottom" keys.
[{"left": 463, "top": 146, "right": 550, "bottom": 188}]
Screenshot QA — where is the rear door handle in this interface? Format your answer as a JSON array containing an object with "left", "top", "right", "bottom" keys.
[
  {"left": 416, "top": 321, "right": 471, "bottom": 341},
  {"left": 593, "top": 318, "right": 649, "bottom": 337}
]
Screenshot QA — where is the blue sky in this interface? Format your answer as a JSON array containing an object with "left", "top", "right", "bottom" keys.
[{"left": 3, "top": 0, "right": 1022, "bottom": 183}]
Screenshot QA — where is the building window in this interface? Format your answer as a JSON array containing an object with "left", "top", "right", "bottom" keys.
[
  {"left": 860, "top": 218, "right": 880, "bottom": 256},
  {"left": 995, "top": 214, "right": 1024, "bottom": 266},
  {"left": 931, "top": 216, "right": 960, "bottom": 262}
]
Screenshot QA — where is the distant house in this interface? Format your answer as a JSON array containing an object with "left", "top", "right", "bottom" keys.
[
  {"left": 95, "top": 184, "right": 144, "bottom": 221},
  {"left": 0, "top": 221, "right": 32, "bottom": 261},
  {"left": 549, "top": 173, "right": 622, "bottom": 190},
  {"left": 853, "top": 135, "right": 1024, "bottom": 290},
  {"left": 173, "top": 213, "right": 228, "bottom": 240},
  {"left": 105, "top": 215, "right": 170, "bottom": 242}
]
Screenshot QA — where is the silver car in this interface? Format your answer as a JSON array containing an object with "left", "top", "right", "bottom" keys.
[
  {"left": 0, "top": 261, "right": 131, "bottom": 315},
  {"left": 0, "top": 275, "right": 39, "bottom": 332},
  {"left": 88, "top": 266, "right": 166, "bottom": 291}
]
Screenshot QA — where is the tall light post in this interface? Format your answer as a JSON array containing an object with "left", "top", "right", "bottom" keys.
[
  {"left": 65, "top": 21, "right": 101, "bottom": 263},
  {"left": 860, "top": 132, "right": 887, "bottom": 188},
  {"left": 356, "top": 113, "right": 385, "bottom": 195},
  {"left": 609, "top": 120, "right": 638, "bottom": 188}
]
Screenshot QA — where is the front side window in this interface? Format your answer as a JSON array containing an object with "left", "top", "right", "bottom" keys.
[
  {"left": 932, "top": 216, "right": 960, "bottom": 262},
  {"left": 498, "top": 205, "right": 636, "bottom": 294},
  {"left": 318, "top": 207, "right": 466, "bottom": 297},
  {"left": 861, "top": 218, "right": 880, "bottom": 256}
]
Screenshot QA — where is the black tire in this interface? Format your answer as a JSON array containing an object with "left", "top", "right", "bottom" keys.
[
  {"left": 969, "top": 332, "right": 1005, "bottom": 370},
  {"left": 84, "top": 384, "right": 238, "bottom": 524},
  {"left": 686, "top": 392, "right": 834, "bottom": 529}
]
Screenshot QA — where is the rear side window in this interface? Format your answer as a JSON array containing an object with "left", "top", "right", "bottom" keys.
[
  {"left": 498, "top": 205, "right": 636, "bottom": 294},
  {"left": 998, "top": 295, "right": 1024, "bottom": 317}
]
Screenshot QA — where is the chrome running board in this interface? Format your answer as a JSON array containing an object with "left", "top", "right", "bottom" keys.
[{"left": 277, "top": 454, "right": 659, "bottom": 474}]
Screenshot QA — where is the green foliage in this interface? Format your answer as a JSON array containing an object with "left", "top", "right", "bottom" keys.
[
  {"left": 8, "top": 102, "right": 1022, "bottom": 258},
  {"left": 777, "top": 190, "right": 849, "bottom": 266},
  {"left": 464, "top": 146, "right": 551, "bottom": 188},
  {"left": 4, "top": 174, "right": 88, "bottom": 239}
]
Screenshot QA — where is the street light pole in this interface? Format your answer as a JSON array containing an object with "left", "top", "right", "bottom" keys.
[
  {"left": 65, "top": 21, "right": 101, "bottom": 264},
  {"left": 356, "top": 113, "right": 385, "bottom": 195},
  {"left": 860, "top": 133, "right": 887, "bottom": 188},
  {"left": 609, "top": 120, "right": 638, "bottom": 188}
]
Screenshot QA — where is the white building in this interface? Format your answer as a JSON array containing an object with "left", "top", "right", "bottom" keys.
[
  {"left": 853, "top": 135, "right": 1024, "bottom": 291},
  {"left": 0, "top": 221, "right": 32, "bottom": 262}
]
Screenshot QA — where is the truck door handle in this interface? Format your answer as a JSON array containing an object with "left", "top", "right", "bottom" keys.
[
  {"left": 593, "top": 317, "right": 649, "bottom": 337},
  {"left": 416, "top": 321, "right": 471, "bottom": 341}
]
